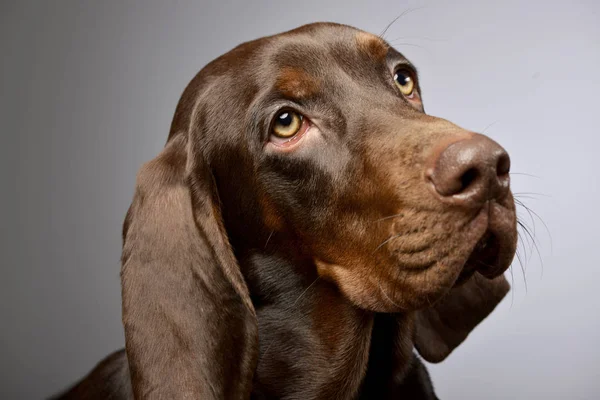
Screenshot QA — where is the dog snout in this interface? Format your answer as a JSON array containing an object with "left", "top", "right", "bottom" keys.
[{"left": 426, "top": 133, "right": 511, "bottom": 207}]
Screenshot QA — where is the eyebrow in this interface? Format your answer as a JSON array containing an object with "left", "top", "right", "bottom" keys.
[
  {"left": 355, "top": 31, "right": 389, "bottom": 61},
  {"left": 275, "top": 67, "right": 321, "bottom": 100}
]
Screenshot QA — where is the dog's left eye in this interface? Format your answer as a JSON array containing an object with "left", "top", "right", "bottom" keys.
[{"left": 394, "top": 69, "right": 415, "bottom": 96}]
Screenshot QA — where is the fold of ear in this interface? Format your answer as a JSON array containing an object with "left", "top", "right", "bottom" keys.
[
  {"left": 121, "top": 133, "right": 258, "bottom": 399},
  {"left": 414, "top": 273, "right": 510, "bottom": 363}
]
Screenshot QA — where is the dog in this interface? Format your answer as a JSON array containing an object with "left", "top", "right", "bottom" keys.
[{"left": 52, "top": 22, "right": 517, "bottom": 399}]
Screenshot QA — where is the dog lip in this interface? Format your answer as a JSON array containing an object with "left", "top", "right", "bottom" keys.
[
  {"left": 461, "top": 201, "right": 517, "bottom": 280},
  {"left": 457, "top": 233, "right": 495, "bottom": 285},
  {"left": 388, "top": 200, "right": 515, "bottom": 285},
  {"left": 395, "top": 206, "right": 489, "bottom": 276}
]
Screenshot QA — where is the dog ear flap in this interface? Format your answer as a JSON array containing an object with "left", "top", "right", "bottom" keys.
[
  {"left": 121, "top": 133, "right": 258, "bottom": 399},
  {"left": 414, "top": 273, "right": 509, "bottom": 363}
]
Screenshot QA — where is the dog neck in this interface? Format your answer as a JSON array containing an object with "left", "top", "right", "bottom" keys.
[{"left": 237, "top": 246, "right": 416, "bottom": 399}]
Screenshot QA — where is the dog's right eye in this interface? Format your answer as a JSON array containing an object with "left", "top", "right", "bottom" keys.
[{"left": 272, "top": 111, "right": 303, "bottom": 138}]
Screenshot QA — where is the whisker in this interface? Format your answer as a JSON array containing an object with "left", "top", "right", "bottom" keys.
[
  {"left": 374, "top": 213, "right": 404, "bottom": 223},
  {"left": 514, "top": 195, "right": 543, "bottom": 201},
  {"left": 260, "top": 276, "right": 320, "bottom": 362},
  {"left": 515, "top": 199, "right": 553, "bottom": 254},
  {"left": 516, "top": 197, "right": 553, "bottom": 276},
  {"left": 387, "top": 42, "right": 427, "bottom": 49},
  {"left": 291, "top": 277, "right": 320, "bottom": 307},
  {"left": 517, "top": 220, "right": 544, "bottom": 279},
  {"left": 373, "top": 234, "right": 400, "bottom": 253},
  {"left": 516, "top": 204, "right": 537, "bottom": 257},
  {"left": 516, "top": 200, "right": 537, "bottom": 244},
  {"left": 264, "top": 230, "right": 274, "bottom": 249},
  {"left": 517, "top": 208, "right": 536, "bottom": 251},
  {"left": 510, "top": 172, "right": 541, "bottom": 179},
  {"left": 379, "top": 7, "right": 427, "bottom": 39},
  {"left": 514, "top": 192, "right": 551, "bottom": 198},
  {"left": 516, "top": 219, "right": 534, "bottom": 259},
  {"left": 379, "top": 280, "right": 402, "bottom": 308},
  {"left": 516, "top": 229, "right": 529, "bottom": 262},
  {"left": 481, "top": 121, "right": 499, "bottom": 134},
  {"left": 260, "top": 340, "right": 275, "bottom": 363},
  {"left": 387, "top": 35, "right": 448, "bottom": 43},
  {"left": 508, "top": 265, "right": 515, "bottom": 308},
  {"left": 514, "top": 248, "right": 528, "bottom": 293}
]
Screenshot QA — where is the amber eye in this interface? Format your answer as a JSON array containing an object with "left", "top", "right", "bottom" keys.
[
  {"left": 272, "top": 110, "right": 303, "bottom": 138},
  {"left": 394, "top": 69, "right": 415, "bottom": 96}
]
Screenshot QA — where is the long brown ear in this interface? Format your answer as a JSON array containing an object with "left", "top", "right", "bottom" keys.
[
  {"left": 120, "top": 133, "right": 258, "bottom": 399},
  {"left": 414, "top": 273, "right": 509, "bottom": 363}
]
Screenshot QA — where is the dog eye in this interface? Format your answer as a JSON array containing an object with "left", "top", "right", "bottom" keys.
[
  {"left": 272, "top": 110, "right": 303, "bottom": 138},
  {"left": 394, "top": 69, "right": 415, "bottom": 96}
]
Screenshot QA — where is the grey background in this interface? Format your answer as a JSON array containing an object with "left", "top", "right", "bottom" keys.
[{"left": 1, "top": 0, "right": 598, "bottom": 399}]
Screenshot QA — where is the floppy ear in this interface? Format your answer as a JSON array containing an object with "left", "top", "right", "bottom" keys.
[
  {"left": 120, "top": 133, "right": 258, "bottom": 399},
  {"left": 414, "top": 272, "right": 509, "bottom": 363}
]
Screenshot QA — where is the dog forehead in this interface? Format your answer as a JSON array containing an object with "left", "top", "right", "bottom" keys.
[
  {"left": 202, "top": 23, "right": 402, "bottom": 99},
  {"left": 245, "top": 25, "right": 398, "bottom": 101},
  {"left": 264, "top": 24, "right": 390, "bottom": 67}
]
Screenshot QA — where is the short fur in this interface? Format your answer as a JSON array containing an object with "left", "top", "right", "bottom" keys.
[{"left": 52, "top": 23, "right": 517, "bottom": 400}]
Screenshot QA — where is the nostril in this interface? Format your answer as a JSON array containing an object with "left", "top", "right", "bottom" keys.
[
  {"left": 427, "top": 133, "right": 511, "bottom": 206},
  {"left": 460, "top": 167, "right": 479, "bottom": 193},
  {"left": 496, "top": 153, "right": 511, "bottom": 177}
]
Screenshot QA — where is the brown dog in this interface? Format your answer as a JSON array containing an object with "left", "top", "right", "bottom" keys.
[{"left": 53, "top": 22, "right": 517, "bottom": 399}]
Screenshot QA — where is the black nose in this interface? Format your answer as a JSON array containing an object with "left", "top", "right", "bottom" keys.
[{"left": 427, "top": 133, "right": 510, "bottom": 207}]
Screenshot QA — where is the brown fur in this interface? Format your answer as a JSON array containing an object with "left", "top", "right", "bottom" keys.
[
  {"left": 355, "top": 31, "right": 389, "bottom": 61},
  {"left": 52, "top": 22, "right": 516, "bottom": 400},
  {"left": 276, "top": 66, "right": 321, "bottom": 99}
]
